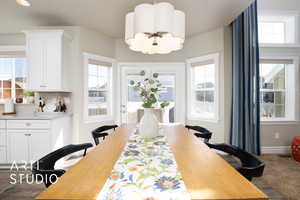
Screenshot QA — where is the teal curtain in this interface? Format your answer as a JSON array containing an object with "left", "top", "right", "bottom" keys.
[{"left": 230, "top": 0, "right": 261, "bottom": 155}]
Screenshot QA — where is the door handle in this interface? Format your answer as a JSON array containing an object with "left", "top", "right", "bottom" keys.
[{"left": 24, "top": 133, "right": 31, "bottom": 136}]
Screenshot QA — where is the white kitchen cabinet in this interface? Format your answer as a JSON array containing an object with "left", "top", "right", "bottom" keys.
[
  {"left": 7, "top": 130, "right": 30, "bottom": 163},
  {"left": 0, "top": 147, "right": 6, "bottom": 163},
  {"left": 7, "top": 120, "right": 50, "bottom": 129},
  {"left": 24, "top": 30, "right": 72, "bottom": 92},
  {"left": 2, "top": 117, "right": 72, "bottom": 165},
  {"left": 7, "top": 130, "right": 51, "bottom": 163},
  {"left": 29, "top": 130, "right": 51, "bottom": 162},
  {"left": 0, "top": 121, "right": 7, "bottom": 164},
  {"left": 0, "top": 130, "right": 6, "bottom": 146}
]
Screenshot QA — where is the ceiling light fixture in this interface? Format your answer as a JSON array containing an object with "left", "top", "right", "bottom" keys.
[
  {"left": 125, "top": 2, "right": 185, "bottom": 54},
  {"left": 16, "top": 0, "right": 31, "bottom": 7}
]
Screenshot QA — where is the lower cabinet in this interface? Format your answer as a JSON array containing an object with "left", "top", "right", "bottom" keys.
[
  {"left": 0, "top": 118, "right": 71, "bottom": 164},
  {"left": 29, "top": 130, "right": 51, "bottom": 162},
  {"left": 0, "top": 147, "right": 6, "bottom": 163},
  {"left": 7, "top": 130, "right": 51, "bottom": 163},
  {"left": 0, "top": 129, "right": 7, "bottom": 163}
]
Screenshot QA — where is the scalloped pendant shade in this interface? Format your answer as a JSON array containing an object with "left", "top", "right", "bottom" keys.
[{"left": 125, "top": 2, "right": 185, "bottom": 54}]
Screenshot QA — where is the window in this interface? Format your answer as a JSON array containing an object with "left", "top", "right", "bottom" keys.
[
  {"left": 187, "top": 53, "right": 219, "bottom": 121},
  {"left": 260, "top": 58, "right": 297, "bottom": 121},
  {"left": 84, "top": 53, "right": 114, "bottom": 121},
  {"left": 0, "top": 55, "right": 26, "bottom": 101},
  {"left": 258, "top": 13, "right": 298, "bottom": 45}
]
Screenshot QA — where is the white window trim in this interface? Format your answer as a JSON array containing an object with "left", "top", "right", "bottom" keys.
[
  {"left": 186, "top": 53, "right": 220, "bottom": 123},
  {"left": 0, "top": 46, "right": 26, "bottom": 104},
  {"left": 260, "top": 55, "right": 300, "bottom": 124},
  {"left": 83, "top": 52, "right": 116, "bottom": 123},
  {"left": 258, "top": 10, "right": 300, "bottom": 47}
]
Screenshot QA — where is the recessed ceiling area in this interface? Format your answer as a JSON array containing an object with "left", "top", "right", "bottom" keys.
[{"left": 0, "top": 0, "right": 253, "bottom": 37}]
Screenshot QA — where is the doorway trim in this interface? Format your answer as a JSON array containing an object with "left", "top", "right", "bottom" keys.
[{"left": 116, "top": 62, "right": 186, "bottom": 124}]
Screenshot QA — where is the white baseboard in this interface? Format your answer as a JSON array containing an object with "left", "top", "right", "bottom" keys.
[{"left": 261, "top": 146, "right": 290, "bottom": 154}]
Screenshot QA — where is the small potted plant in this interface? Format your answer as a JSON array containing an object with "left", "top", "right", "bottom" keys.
[
  {"left": 130, "top": 70, "right": 169, "bottom": 138},
  {"left": 22, "top": 91, "right": 35, "bottom": 104}
]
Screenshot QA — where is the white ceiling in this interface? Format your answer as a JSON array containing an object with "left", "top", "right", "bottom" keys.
[{"left": 0, "top": 0, "right": 253, "bottom": 38}]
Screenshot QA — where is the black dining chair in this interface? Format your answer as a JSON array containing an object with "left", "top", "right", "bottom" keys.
[
  {"left": 185, "top": 125, "right": 212, "bottom": 142},
  {"left": 91, "top": 125, "right": 118, "bottom": 145},
  {"left": 205, "top": 143, "right": 265, "bottom": 181},
  {"left": 32, "top": 143, "right": 93, "bottom": 187}
]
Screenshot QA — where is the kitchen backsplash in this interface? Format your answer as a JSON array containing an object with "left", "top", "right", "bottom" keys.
[
  {"left": 35, "top": 92, "right": 72, "bottom": 113},
  {"left": 0, "top": 92, "right": 72, "bottom": 115}
]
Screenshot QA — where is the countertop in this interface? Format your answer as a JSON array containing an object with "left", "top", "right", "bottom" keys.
[{"left": 0, "top": 113, "right": 72, "bottom": 120}]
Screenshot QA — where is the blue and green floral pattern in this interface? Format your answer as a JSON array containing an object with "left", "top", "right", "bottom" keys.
[{"left": 98, "top": 133, "right": 191, "bottom": 200}]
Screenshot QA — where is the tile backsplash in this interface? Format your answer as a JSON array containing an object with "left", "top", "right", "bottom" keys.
[
  {"left": 35, "top": 92, "right": 72, "bottom": 113},
  {"left": 0, "top": 92, "right": 72, "bottom": 115}
]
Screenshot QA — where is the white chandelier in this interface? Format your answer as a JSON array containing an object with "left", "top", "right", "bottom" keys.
[{"left": 125, "top": 2, "right": 185, "bottom": 54}]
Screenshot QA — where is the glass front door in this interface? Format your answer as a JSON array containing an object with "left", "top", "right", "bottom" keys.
[{"left": 120, "top": 64, "right": 185, "bottom": 124}]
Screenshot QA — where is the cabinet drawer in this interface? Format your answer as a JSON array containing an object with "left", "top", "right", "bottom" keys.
[
  {"left": 0, "top": 131, "right": 6, "bottom": 146},
  {"left": 0, "top": 120, "right": 6, "bottom": 129},
  {"left": 7, "top": 120, "right": 50, "bottom": 129},
  {"left": 0, "top": 147, "right": 7, "bottom": 163}
]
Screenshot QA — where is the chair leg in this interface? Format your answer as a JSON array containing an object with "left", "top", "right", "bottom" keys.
[
  {"left": 103, "top": 136, "right": 105, "bottom": 140},
  {"left": 83, "top": 148, "right": 87, "bottom": 156}
]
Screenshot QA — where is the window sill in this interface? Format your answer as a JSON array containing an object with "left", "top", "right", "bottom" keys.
[
  {"left": 259, "top": 43, "right": 300, "bottom": 48},
  {"left": 84, "top": 116, "right": 114, "bottom": 124},
  {"left": 0, "top": 102, "right": 34, "bottom": 105},
  {"left": 261, "top": 120, "right": 300, "bottom": 125},
  {"left": 187, "top": 117, "right": 220, "bottom": 124}
]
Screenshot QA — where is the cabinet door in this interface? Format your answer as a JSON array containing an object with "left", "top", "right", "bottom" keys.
[
  {"left": 28, "top": 130, "right": 51, "bottom": 162},
  {"left": 44, "top": 37, "right": 62, "bottom": 90},
  {"left": 27, "top": 37, "right": 45, "bottom": 91},
  {"left": 0, "top": 147, "right": 7, "bottom": 163},
  {"left": 7, "top": 130, "right": 29, "bottom": 163},
  {"left": 0, "top": 129, "right": 6, "bottom": 146}
]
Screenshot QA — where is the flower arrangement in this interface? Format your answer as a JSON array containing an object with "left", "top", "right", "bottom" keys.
[{"left": 129, "top": 70, "right": 170, "bottom": 109}]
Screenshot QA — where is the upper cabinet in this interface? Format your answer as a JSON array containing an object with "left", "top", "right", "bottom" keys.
[{"left": 24, "top": 30, "right": 72, "bottom": 92}]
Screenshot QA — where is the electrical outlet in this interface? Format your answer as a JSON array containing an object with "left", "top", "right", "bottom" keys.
[{"left": 275, "top": 132, "right": 280, "bottom": 139}]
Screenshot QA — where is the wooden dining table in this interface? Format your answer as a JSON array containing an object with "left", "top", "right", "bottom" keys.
[{"left": 36, "top": 124, "right": 268, "bottom": 200}]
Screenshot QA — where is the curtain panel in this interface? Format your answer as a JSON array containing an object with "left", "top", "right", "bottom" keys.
[{"left": 230, "top": 0, "right": 261, "bottom": 155}]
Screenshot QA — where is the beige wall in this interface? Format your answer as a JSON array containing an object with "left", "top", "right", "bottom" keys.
[
  {"left": 72, "top": 27, "right": 116, "bottom": 144},
  {"left": 0, "top": 33, "right": 25, "bottom": 45},
  {"left": 185, "top": 28, "right": 227, "bottom": 143}
]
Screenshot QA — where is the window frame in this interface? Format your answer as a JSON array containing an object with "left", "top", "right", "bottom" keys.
[
  {"left": 258, "top": 10, "right": 299, "bottom": 47},
  {"left": 0, "top": 46, "right": 26, "bottom": 103},
  {"left": 186, "top": 53, "right": 220, "bottom": 122},
  {"left": 259, "top": 56, "right": 299, "bottom": 124},
  {"left": 83, "top": 52, "right": 115, "bottom": 122}
]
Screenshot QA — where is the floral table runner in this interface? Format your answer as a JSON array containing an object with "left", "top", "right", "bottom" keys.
[{"left": 98, "top": 131, "right": 191, "bottom": 200}]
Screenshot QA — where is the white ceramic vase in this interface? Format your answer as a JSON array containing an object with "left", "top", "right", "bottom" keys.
[{"left": 139, "top": 108, "right": 159, "bottom": 138}]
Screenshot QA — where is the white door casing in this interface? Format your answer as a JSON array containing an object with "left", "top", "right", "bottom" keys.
[{"left": 118, "top": 63, "right": 186, "bottom": 124}]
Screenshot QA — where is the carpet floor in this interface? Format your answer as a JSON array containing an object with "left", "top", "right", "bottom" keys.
[
  {"left": 0, "top": 154, "right": 298, "bottom": 200},
  {"left": 259, "top": 154, "right": 300, "bottom": 200}
]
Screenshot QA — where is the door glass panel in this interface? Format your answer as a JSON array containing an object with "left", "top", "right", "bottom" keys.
[
  {"left": 127, "top": 74, "right": 143, "bottom": 123},
  {"left": 157, "top": 74, "right": 175, "bottom": 123},
  {"left": 122, "top": 68, "right": 180, "bottom": 124}
]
